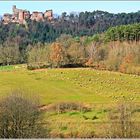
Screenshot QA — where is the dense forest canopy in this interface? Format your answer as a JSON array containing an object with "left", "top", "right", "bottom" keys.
[
  {"left": 0, "top": 10, "right": 140, "bottom": 74},
  {"left": 0, "top": 10, "right": 140, "bottom": 45}
]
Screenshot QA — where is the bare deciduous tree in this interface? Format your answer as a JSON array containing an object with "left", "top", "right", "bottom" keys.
[
  {"left": 0, "top": 91, "right": 48, "bottom": 138},
  {"left": 108, "top": 102, "right": 140, "bottom": 138}
]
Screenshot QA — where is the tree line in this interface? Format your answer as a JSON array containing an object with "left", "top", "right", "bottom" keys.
[
  {"left": 27, "top": 33, "right": 140, "bottom": 75},
  {"left": 1, "top": 10, "right": 140, "bottom": 45},
  {"left": 105, "top": 23, "right": 140, "bottom": 42},
  {"left": 0, "top": 19, "right": 140, "bottom": 75},
  {"left": 27, "top": 23, "right": 140, "bottom": 75}
]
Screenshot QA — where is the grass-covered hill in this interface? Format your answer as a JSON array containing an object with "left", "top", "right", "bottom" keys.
[
  {"left": 0, "top": 65, "right": 139, "bottom": 104},
  {"left": 0, "top": 65, "right": 140, "bottom": 137}
]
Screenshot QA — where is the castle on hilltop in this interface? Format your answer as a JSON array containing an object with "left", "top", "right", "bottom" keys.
[{"left": 2, "top": 5, "right": 53, "bottom": 24}]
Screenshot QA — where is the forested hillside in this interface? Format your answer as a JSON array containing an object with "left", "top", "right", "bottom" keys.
[
  {"left": 1, "top": 10, "right": 140, "bottom": 45},
  {"left": 0, "top": 10, "right": 140, "bottom": 74}
]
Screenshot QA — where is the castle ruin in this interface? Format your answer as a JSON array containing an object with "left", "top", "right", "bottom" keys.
[{"left": 2, "top": 5, "right": 53, "bottom": 24}]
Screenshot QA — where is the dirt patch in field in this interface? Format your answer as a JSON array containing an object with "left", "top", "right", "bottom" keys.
[
  {"left": 32, "top": 69, "right": 48, "bottom": 72},
  {"left": 39, "top": 102, "right": 92, "bottom": 112}
]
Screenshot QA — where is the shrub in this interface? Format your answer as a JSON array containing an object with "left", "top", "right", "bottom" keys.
[
  {"left": 0, "top": 90, "right": 48, "bottom": 138},
  {"left": 108, "top": 102, "right": 140, "bottom": 138},
  {"left": 43, "top": 102, "right": 91, "bottom": 113}
]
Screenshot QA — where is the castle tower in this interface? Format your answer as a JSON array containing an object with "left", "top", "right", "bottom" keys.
[
  {"left": 44, "top": 10, "right": 53, "bottom": 20},
  {"left": 12, "top": 5, "right": 16, "bottom": 14},
  {"left": 18, "top": 11, "right": 24, "bottom": 24}
]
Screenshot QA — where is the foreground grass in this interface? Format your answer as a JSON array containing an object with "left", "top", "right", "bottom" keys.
[{"left": 0, "top": 65, "right": 140, "bottom": 137}]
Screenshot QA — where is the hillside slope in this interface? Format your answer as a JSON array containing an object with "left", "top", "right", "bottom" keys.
[{"left": 0, "top": 66, "right": 139, "bottom": 105}]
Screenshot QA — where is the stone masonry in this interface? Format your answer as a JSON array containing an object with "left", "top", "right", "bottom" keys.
[{"left": 2, "top": 5, "right": 53, "bottom": 24}]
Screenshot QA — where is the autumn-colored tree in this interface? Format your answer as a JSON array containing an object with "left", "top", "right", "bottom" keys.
[
  {"left": 50, "top": 43, "right": 67, "bottom": 68},
  {"left": 119, "top": 54, "right": 134, "bottom": 73}
]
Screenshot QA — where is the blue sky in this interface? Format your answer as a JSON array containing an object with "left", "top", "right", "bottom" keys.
[{"left": 0, "top": 1, "right": 140, "bottom": 15}]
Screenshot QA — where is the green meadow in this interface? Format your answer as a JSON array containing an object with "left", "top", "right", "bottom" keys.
[
  {"left": 0, "top": 64, "right": 140, "bottom": 104},
  {"left": 0, "top": 65, "right": 140, "bottom": 137}
]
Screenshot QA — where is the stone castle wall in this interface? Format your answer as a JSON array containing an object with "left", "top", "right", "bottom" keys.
[{"left": 2, "top": 5, "right": 53, "bottom": 24}]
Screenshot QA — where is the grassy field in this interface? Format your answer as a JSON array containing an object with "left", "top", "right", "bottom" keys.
[
  {"left": 0, "top": 64, "right": 140, "bottom": 104},
  {"left": 0, "top": 65, "right": 140, "bottom": 137}
]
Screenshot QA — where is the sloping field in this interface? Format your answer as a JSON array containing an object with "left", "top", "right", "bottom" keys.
[
  {"left": 0, "top": 65, "right": 140, "bottom": 137},
  {"left": 0, "top": 65, "right": 139, "bottom": 104}
]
